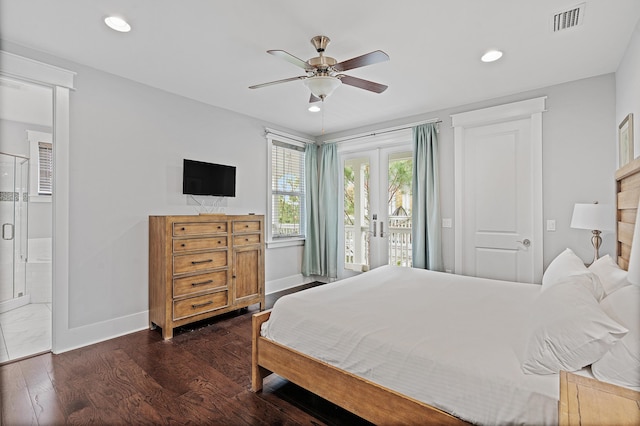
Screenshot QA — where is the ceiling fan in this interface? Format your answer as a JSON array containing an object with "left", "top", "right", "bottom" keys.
[{"left": 249, "top": 35, "right": 389, "bottom": 103}]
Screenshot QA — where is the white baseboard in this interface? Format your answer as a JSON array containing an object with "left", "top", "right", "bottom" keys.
[
  {"left": 0, "top": 294, "right": 31, "bottom": 314},
  {"left": 266, "top": 274, "right": 318, "bottom": 295},
  {"left": 53, "top": 310, "right": 149, "bottom": 354}
]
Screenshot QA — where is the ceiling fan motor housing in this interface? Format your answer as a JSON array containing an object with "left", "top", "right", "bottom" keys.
[{"left": 308, "top": 56, "right": 337, "bottom": 74}]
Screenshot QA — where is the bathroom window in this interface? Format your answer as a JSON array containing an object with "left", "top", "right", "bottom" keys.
[
  {"left": 38, "top": 142, "right": 52, "bottom": 195},
  {"left": 27, "top": 130, "right": 53, "bottom": 202}
]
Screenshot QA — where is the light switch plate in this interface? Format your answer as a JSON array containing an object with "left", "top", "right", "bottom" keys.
[
  {"left": 547, "top": 219, "right": 556, "bottom": 231},
  {"left": 442, "top": 218, "right": 452, "bottom": 228}
]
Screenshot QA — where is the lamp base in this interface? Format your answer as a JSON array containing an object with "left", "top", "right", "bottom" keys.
[{"left": 588, "top": 230, "right": 602, "bottom": 266}]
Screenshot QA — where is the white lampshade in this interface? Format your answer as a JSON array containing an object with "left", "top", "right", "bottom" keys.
[
  {"left": 303, "top": 76, "right": 341, "bottom": 99},
  {"left": 570, "top": 203, "right": 615, "bottom": 231}
]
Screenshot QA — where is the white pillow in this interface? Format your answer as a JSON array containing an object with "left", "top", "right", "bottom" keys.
[
  {"left": 592, "top": 285, "right": 640, "bottom": 389},
  {"left": 522, "top": 275, "right": 628, "bottom": 375},
  {"left": 542, "top": 248, "right": 605, "bottom": 301},
  {"left": 589, "top": 254, "right": 629, "bottom": 295}
]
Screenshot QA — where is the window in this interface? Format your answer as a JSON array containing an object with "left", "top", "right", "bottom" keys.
[
  {"left": 269, "top": 138, "right": 306, "bottom": 241},
  {"left": 27, "top": 130, "right": 53, "bottom": 202},
  {"left": 38, "top": 141, "right": 53, "bottom": 195}
]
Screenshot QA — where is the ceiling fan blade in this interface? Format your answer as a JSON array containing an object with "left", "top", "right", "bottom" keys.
[
  {"left": 268, "top": 50, "right": 313, "bottom": 71},
  {"left": 333, "top": 50, "right": 389, "bottom": 72},
  {"left": 249, "top": 76, "right": 306, "bottom": 90},
  {"left": 309, "top": 93, "right": 321, "bottom": 103},
  {"left": 338, "top": 75, "right": 388, "bottom": 93}
]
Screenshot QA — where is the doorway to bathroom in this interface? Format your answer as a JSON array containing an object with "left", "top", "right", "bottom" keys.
[{"left": 0, "top": 76, "right": 53, "bottom": 363}]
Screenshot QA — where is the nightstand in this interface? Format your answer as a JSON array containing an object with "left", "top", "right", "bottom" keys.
[{"left": 559, "top": 371, "right": 640, "bottom": 426}]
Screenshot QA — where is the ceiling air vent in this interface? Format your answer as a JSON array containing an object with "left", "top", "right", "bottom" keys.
[{"left": 552, "top": 3, "right": 586, "bottom": 32}]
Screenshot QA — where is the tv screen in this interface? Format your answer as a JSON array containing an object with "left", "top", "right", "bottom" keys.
[{"left": 183, "top": 159, "right": 236, "bottom": 197}]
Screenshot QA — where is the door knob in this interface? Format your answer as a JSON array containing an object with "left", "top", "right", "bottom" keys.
[{"left": 517, "top": 239, "right": 531, "bottom": 248}]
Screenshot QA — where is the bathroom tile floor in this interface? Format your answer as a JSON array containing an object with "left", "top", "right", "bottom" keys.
[{"left": 0, "top": 303, "right": 51, "bottom": 363}]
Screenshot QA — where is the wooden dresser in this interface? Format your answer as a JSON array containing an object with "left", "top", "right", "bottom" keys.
[
  {"left": 559, "top": 371, "right": 640, "bottom": 426},
  {"left": 149, "top": 214, "right": 265, "bottom": 339}
]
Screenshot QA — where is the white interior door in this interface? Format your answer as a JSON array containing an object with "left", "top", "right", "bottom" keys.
[
  {"left": 339, "top": 145, "right": 413, "bottom": 279},
  {"left": 453, "top": 98, "right": 545, "bottom": 283}
]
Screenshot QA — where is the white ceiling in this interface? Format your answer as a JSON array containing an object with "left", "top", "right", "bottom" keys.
[{"left": 1, "top": 0, "right": 639, "bottom": 137}]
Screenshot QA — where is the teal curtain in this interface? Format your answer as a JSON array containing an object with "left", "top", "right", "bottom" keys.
[
  {"left": 319, "top": 143, "right": 339, "bottom": 278},
  {"left": 302, "top": 144, "right": 321, "bottom": 275},
  {"left": 412, "top": 123, "right": 443, "bottom": 271},
  {"left": 302, "top": 143, "right": 338, "bottom": 278}
]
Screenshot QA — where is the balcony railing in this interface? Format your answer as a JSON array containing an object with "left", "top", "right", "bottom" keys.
[{"left": 345, "top": 215, "right": 412, "bottom": 269}]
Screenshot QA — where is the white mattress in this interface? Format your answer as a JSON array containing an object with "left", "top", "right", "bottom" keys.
[{"left": 261, "top": 265, "right": 570, "bottom": 425}]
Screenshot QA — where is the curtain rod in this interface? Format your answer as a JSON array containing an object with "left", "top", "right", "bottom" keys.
[
  {"left": 264, "top": 127, "right": 315, "bottom": 145},
  {"left": 325, "top": 119, "right": 442, "bottom": 145}
]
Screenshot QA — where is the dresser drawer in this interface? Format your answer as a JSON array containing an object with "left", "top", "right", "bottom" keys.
[
  {"left": 173, "top": 250, "right": 227, "bottom": 275},
  {"left": 173, "top": 237, "right": 227, "bottom": 252},
  {"left": 173, "top": 270, "right": 227, "bottom": 298},
  {"left": 173, "top": 221, "right": 227, "bottom": 237},
  {"left": 233, "top": 220, "right": 261, "bottom": 233},
  {"left": 233, "top": 233, "right": 261, "bottom": 246},
  {"left": 173, "top": 291, "right": 228, "bottom": 320}
]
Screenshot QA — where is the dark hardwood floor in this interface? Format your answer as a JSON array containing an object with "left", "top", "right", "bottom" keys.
[{"left": 1, "top": 284, "right": 372, "bottom": 425}]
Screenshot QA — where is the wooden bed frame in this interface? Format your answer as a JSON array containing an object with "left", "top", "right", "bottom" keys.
[
  {"left": 616, "top": 156, "right": 640, "bottom": 270},
  {"left": 251, "top": 157, "right": 640, "bottom": 425}
]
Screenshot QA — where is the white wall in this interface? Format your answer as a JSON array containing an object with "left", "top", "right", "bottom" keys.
[
  {"left": 616, "top": 18, "right": 640, "bottom": 162},
  {"left": 321, "top": 73, "right": 618, "bottom": 270}
]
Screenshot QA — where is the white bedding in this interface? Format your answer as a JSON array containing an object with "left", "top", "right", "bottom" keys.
[{"left": 261, "top": 265, "right": 577, "bottom": 425}]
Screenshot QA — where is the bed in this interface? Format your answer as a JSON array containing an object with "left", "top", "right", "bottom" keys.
[{"left": 252, "top": 156, "right": 640, "bottom": 425}]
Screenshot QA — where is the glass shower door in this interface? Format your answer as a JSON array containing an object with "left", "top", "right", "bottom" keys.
[{"left": 0, "top": 152, "right": 28, "bottom": 303}]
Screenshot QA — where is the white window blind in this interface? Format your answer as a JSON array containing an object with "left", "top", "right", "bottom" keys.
[
  {"left": 38, "top": 141, "right": 53, "bottom": 195},
  {"left": 271, "top": 140, "right": 305, "bottom": 238}
]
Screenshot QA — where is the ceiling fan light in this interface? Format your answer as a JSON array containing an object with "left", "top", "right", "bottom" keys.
[
  {"left": 308, "top": 105, "right": 321, "bottom": 112},
  {"left": 304, "top": 76, "right": 341, "bottom": 99}
]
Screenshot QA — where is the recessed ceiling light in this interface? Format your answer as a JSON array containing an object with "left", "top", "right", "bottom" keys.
[
  {"left": 104, "top": 16, "right": 131, "bottom": 33},
  {"left": 481, "top": 50, "right": 503, "bottom": 63},
  {"left": 308, "top": 105, "right": 321, "bottom": 112}
]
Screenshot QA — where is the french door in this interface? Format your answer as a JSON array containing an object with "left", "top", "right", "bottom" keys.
[{"left": 339, "top": 145, "right": 413, "bottom": 279}]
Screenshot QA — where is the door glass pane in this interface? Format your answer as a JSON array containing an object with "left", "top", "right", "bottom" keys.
[
  {"left": 344, "top": 157, "right": 370, "bottom": 271},
  {"left": 387, "top": 152, "right": 412, "bottom": 267},
  {"left": 15, "top": 157, "right": 28, "bottom": 298}
]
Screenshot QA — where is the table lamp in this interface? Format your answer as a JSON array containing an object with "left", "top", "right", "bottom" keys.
[{"left": 570, "top": 202, "right": 614, "bottom": 265}]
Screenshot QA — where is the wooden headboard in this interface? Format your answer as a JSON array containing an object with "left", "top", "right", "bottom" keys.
[{"left": 616, "top": 156, "right": 640, "bottom": 270}]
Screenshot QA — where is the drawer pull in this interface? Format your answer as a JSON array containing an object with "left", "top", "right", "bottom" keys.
[
  {"left": 181, "top": 227, "right": 186, "bottom": 231},
  {"left": 191, "top": 301, "right": 213, "bottom": 309},
  {"left": 245, "top": 225, "right": 249, "bottom": 228},
  {"left": 191, "top": 259, "right": 213, "bottom": 265},
  {"left": 218, "top": 241, "right": 222, "bottom": 244},
  {"left": 181, "top": 243, "right": 186, "bottom": 247},
  {"left": 245, "top": 238, "right": 249, "bottom": 242},
  {"left": 191, "top": 280, "right": 213, "bottom": 287}
]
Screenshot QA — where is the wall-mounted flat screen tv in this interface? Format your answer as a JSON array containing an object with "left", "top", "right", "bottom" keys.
[{"left": 182, "top": 159, "right": 236, "bottom": 197}]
